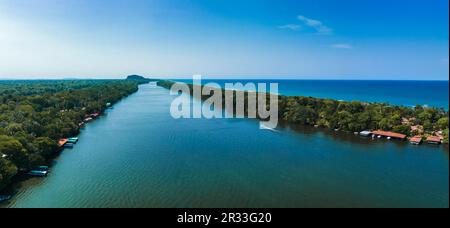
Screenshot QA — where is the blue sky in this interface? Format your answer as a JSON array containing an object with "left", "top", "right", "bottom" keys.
[{"left": 0, "top": 0, "right": 448, "bottom": 80}]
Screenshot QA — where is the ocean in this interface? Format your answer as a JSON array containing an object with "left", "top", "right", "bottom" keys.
[{"left": 175, "top": 79, "right": 449, "bottom": 109}]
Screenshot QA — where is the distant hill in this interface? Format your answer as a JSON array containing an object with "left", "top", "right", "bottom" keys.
[
  {"left": 126, "top": 75, "right": 148, "bottom": 80},
  {"left": 126, "top": 75, "right": 151, "bottom": 84}
]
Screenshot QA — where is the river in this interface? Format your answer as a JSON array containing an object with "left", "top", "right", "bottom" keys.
[{"left": 3, "top": 84, "right": 449, "bottom": 208}]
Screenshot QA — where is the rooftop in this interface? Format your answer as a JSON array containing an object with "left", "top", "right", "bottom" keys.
[
  {"left": 372, "top": 130, "right": 407, "bottom": 139},
  {"left": 410, "top": 136, "right": 422, "bottom": 143},
  {"left": 58, "top": 139, "right": 68, "bottom": 147},
  {"left": 427, "top": 136, "right": 442, "bottom": 142}
]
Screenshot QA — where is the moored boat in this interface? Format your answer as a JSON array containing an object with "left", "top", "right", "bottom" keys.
[
  {"left": 64, "top": 143, "right": 75, "bottom": 148},
  {"left": 359, "top": 131, "right": 372, "bottom": 137},
  {"left": 28, "top": 166, "right": 50, "bottom": 177},
  {"left": 28, "top": 170, "right": 48, "bottom": 177},
  {"left": 0, "top": 195, "right": 11, "bottom": 203},
  {"left": 67, "top": 137, "right": 79, "bottom": 144},
  {"left": 36, "top": 166, "right": 49, "bottom": 171}
]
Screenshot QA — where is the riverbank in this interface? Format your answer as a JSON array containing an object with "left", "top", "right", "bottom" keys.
[
  {"left": 0, "top": 79, "right": 144, "bottom": 194},
  {"left": 174, "top": 79, "right": 450, "bottom": 110},
  {"left": 157, "top": 79, "right": 449, "bottom": 145}
]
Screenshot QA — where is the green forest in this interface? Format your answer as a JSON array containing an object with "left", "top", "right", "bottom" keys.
[
  {"left": 0, "top": 80, "right": 140, "bottom": 190},
  {"left": 158, "top": 80, "right": 449, "bottom": 143}
]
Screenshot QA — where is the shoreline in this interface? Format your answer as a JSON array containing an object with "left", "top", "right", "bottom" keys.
[
  {"left": 0, "top": 82, "right": 144, "bottom": 197},
  {"left": 170, "top": 79, "right": 449, "bottom": 110},
  {"left": 156, "top": 80, "right": 449, "bottom": 146}
]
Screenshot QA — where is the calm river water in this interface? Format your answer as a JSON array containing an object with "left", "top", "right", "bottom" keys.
[{"left": 4, "top": 84, "right": 449, "bottom": 208}]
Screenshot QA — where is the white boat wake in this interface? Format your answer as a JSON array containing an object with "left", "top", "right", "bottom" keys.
[{"left": 259, "top": 123, "right": 280, "bottom": 133}]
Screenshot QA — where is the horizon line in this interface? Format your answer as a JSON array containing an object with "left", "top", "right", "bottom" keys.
[
  {"left": 0, "top": 78, "right": 449, "bottom": 82},
  {"left": 0, "top": 76, "right": 449, "bottom": 82}
]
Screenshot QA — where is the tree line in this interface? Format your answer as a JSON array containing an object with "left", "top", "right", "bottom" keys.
[
  {"left": 158, "top": 80, "right": 449, "bottom": 143},
  {"left": 0, "top": 80, "right": 139, "bottom": 190}
]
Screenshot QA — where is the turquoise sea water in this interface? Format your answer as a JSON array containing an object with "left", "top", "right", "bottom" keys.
[
  {"left": 3, "top": 84, "right": 448, "bottom": 208},
  {"left": 177, "top": 80, "right": 449, "bottom": 109}
]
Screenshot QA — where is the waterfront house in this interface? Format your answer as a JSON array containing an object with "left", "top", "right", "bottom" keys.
[
  {"left": 372, "top": 130, "right": 407, "bottom": 140},
  {"left": 58, "top": 139, "right": 68, "bottom": 147},
  {"left": 426, "top": 136, "right": 442, "bottom": 145},
  {"left": 410, "top": 136, "right": 422, "bottom": 145}
]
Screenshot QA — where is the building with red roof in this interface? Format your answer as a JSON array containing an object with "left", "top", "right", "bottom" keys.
[
  {"left": 372, "top": 130, "right": 407, "bottom": 140},
  {"left": 410, "top": 136, "right": 422, "bottom": 145},
  {"left": 58, "top": 139, "right": 68, "bottom": 147},
  {"left": 426, "top": 136, "right": 442, "bottom": 144}
]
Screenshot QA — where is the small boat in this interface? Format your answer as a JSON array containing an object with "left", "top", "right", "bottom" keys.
[
  {"left": 28, "top": 166, "right": 50, "bottom": 177},
  {"left": 0, "top": 195, "right": 11, "bottom": 203},
  {"left": 67, "top": 137, "right": 79, "bottom": 144},
  {"left": 64, "top": 143, "right": 75, "bottom": 148},
  {"left": 28, "top": 170, "right": 48, "bottom": 177},
  {"left": 360, "top": 131, "right": 372, "bottom": 137},
  {"left": 90, "top": 113, "right": 100, "bottom": 118}
]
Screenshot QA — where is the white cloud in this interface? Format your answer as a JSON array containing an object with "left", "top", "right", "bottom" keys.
[
  {"left": 297, "top": 15, "right": 332, "bottom": 35},
  {"left": 279, "top": 24, "right": 302, "bottom": 31},
  {"left": 331, "top": 44, "right": 353, "bottom": 49}
]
